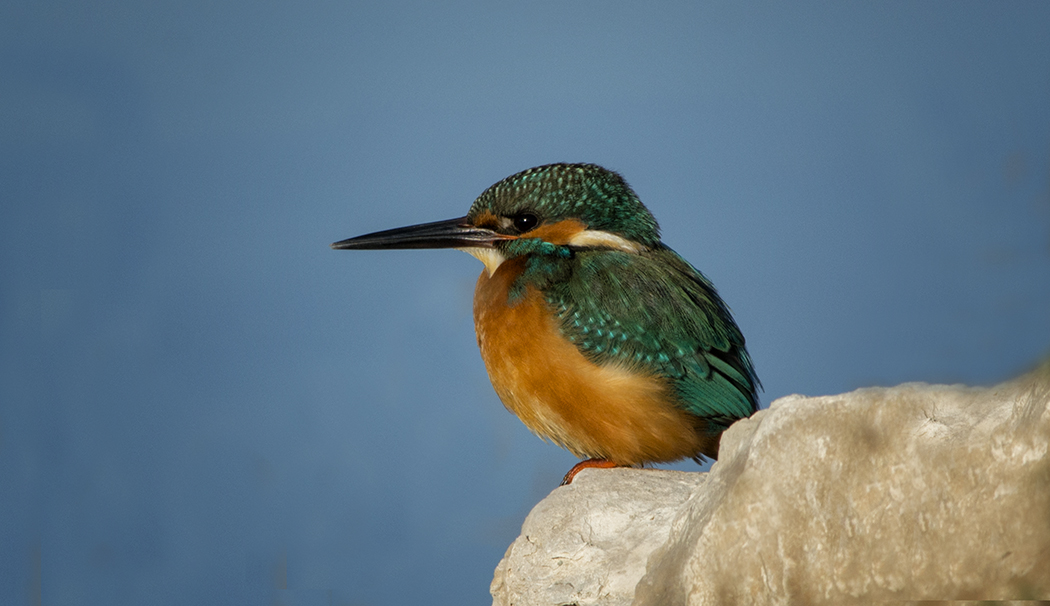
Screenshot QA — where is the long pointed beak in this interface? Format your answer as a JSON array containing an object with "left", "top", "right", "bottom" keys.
[{"left": 331, "top": 216, "right": 505, "bottom": 250}]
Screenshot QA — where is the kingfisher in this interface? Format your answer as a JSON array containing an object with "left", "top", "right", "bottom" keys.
[{"left": 332, "top": 163, "right": 759, "bottom": 484}]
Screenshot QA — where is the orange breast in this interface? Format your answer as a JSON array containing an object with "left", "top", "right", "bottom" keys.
[{"left": 472, "top": 258, "right": 715, "bottom": 465}]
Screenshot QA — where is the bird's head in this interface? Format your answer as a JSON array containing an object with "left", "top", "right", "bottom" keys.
[{"left": 332, "top": 163, "right": 660, "bottom": 275}]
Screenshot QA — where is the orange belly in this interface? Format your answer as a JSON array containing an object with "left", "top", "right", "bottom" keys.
[{"left": 472, "top": 258, "right": 715, "bottom": 465}]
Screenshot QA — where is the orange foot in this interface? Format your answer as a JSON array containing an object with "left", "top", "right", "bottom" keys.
[{"left": 560, "top": 458, "right": 623, "bottom": 486}]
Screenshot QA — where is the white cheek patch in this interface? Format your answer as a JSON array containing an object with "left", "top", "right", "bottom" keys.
[
  {"left": 567, "top": 229, "right": 644, "bottom": 254},
  {"left": 456, "top": 247, "right": 507, "bottom": 277}
]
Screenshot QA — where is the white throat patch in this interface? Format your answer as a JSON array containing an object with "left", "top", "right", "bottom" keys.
[{"left": 456, "top": 247, "right": 507, "bottom": 277}]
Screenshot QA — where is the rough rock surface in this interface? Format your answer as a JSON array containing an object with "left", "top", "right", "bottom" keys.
[
  {"left": 491, "top": 468, "right": 705, "bottom": 606},
  {"left": 492, "top": 362, "right": 1050, "bottom": 605}
]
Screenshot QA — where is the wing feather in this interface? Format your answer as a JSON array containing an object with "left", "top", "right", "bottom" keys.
[{"left": 545, "top": 246, "right": 759, "bottom": 424}]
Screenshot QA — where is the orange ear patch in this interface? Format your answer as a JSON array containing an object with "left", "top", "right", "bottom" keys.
[{"left": 526, "top": 219, "right": 587, "bottom": 245}]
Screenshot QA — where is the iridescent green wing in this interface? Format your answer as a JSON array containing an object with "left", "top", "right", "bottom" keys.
[{"left": 545, "top": 246, "right": 758, "bottom": 425}]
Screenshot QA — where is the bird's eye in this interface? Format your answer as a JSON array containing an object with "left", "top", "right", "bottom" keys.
[{"left": 512, "top": 214, "right": 539, "bottom": 233}]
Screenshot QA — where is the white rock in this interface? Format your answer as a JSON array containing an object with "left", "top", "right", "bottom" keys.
[
  {"left": 493, "top": 362, "right": 1050, "bottom": 605},
  {"left": 491, "top": 468, "right": 705, "bottom": 606}
]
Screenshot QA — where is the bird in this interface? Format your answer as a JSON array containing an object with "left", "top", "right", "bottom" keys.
[{"left": 332, "top": 163, "right": 759, "bottom": 484}]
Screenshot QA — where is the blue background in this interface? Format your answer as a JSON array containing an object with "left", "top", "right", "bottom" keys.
[{"left": 3, "top": 2, "right": 1049, "bottom": 604}]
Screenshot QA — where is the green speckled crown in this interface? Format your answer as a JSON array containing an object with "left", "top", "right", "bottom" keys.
[{"left": 467, "top": 163, "right": 662, "bottom": 247}]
